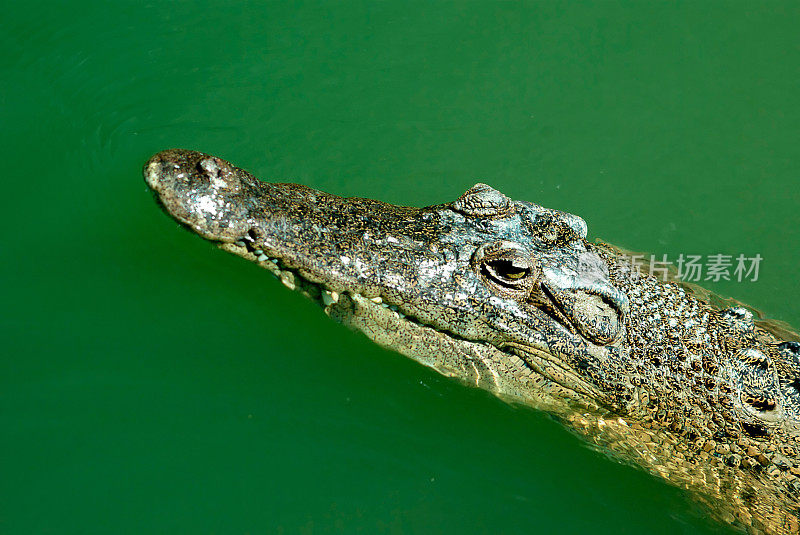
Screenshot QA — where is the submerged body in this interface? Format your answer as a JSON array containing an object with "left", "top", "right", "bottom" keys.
[{"left": 145, "top": 149, "right": 800, "bottom": 534}]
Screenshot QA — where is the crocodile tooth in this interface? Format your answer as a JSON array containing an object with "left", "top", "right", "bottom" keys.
[
  {"left": 370, "top": 296, "right": 383, "bottom": 304},
  {"left": 258, "top": 254, "right": 268, "bottom": 262},
  {"left": 254, "top": 249, "right": 264, "bottom": 255},
  {"left": 270, "top": 259, "right": 279, "bottom": 264},
  {"left": 322, "top": 291, "right": 336, "bottom": 306},
  {"left": 235, "top": 240, "right": 246, "bottom": 247},
  {"left": 280, "top": 271, "right": 296, "bottom": 290}
]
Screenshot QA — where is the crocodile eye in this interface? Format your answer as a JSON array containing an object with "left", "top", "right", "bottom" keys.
[
  {"left": 474, "top": 241, "right": 539, "bottom": 294},
  {"left": 484, "top": 259, "right": 531, "bottom": 282}
]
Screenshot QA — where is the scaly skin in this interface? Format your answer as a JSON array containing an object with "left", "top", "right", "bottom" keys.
[{"left": 144, "top": 149, "right": 800, "bottom": 534}]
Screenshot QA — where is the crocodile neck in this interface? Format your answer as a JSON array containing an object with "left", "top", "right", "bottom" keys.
[{"left": 144, "top": 149, "right": 800, "bottom": 534}]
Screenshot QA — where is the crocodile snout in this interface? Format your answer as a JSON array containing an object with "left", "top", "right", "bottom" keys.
[{"left": 144, "top": 149, "right": 259, "bottom": 243}]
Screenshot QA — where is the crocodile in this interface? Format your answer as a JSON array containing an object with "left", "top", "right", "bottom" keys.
[{"left": 144, "top": 149, "right": 800, "bottom": 534}]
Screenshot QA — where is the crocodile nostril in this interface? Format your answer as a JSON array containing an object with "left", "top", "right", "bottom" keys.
[{"left": 198, "top": 157, "right": 221, "bottom": 178}]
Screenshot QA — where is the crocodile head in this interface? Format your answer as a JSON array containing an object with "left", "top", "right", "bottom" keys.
[
  {"left": 146, "top": 149, "right": 800, "bottom": 533},
  {"left": 145, "top": 149, "right": 632, "bottom": 413}
]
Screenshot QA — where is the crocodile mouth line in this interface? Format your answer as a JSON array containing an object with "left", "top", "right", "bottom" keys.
[
  {"left": 219, "top": 233, "right": 411, "bottom": 319},
  {"left": 532, "top": 282, "right": 580, "bottom": 337},
  {"left": 502, "top": 342, "right": 606, "bottom": 401}
]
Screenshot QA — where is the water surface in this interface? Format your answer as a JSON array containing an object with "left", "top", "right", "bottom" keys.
[{"left": 2, "top": 2, "right": 799, "bottom": 533}]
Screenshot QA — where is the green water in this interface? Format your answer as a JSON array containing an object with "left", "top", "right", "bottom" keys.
[{"left": 3, "top": 2, "right": 799, "bottom": 533}]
